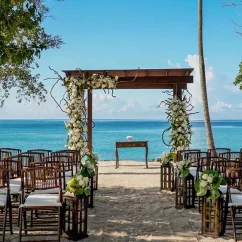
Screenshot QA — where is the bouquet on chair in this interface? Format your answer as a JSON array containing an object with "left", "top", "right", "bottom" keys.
[
  {"left": 159, "top": 152, "right": 176, "bottom": 166},
  {"left": 195, "top": 170, "right": 226, "bottom": 199},
  {"left": 175, "top": 159, "right": 191, "bottom": 178},
  {"left": 80, "top": 152, "right": 99, "bottom": 178},
  {"left": 66, "top": 173, "right": 90, "bottom": 196}
]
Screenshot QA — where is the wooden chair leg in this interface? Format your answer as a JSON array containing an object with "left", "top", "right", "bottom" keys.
[
  {"left": 9, "top": 199, "right": 13, "bottom": 234},
  {"left": 3, "top": 204, "right": 7, "bottom": 242},
  {"left": 23, "top": 210, "right": 27, "bottom": 235},
  {"left": 231, "top": 206, "right": 237, "bottom": 242},
  {"left": 18, "top": 207, "right": 23, "bottom": 242},
  {"left": 223, "top": 195, "right": 229, "bottom": 233},
  {"left": 58, "top": 207, "right": 61, "bottom": 242}
]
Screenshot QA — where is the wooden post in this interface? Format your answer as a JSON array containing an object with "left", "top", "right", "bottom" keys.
[
  {"left": 173, "top": 84, "right": 182, "bottom": 99},
  {"left": 87, "top": 90, "right": 92, "bottom": 153}
]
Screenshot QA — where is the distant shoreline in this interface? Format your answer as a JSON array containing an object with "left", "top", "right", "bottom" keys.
[{"left": 0, "top": 118, "right": 242, "bottom": 121}]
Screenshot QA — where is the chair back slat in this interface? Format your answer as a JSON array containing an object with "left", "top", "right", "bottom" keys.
[
  {"left": 0, "top": 168, "right": 9, "bottom": 189},
  {"left": 11, "top": 154, "right": 34, "bottom": 167},
  {"left": 27, "top": 149, "right": 52, "bottom": 157},
  {"left": 0, "top": 151, "right": 11, "bottom": 160},
  {"left": 208, "top": 148, "right": 231, "bottom": 156},
  {"left": 0, "top": 148, "right": 21, "bottom": 156},
  {"left": 212, "top": 160, "right": 241, "bottom": 180}
]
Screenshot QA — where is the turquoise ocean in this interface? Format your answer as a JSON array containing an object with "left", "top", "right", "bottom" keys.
[{"left": 0, "top": 119, "right": 241, "bottom": 161}]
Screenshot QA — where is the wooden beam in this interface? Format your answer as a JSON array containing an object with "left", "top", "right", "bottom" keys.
[
  {"left": 118, "top": 76, "right": 193, "bottom": 83},
  {"left": 63, "top": 68, "right": 194, "bottom": 78},
  {"left": 115, "top": 83, "right": 187, "bottom": 89},
  {"left": 87, "top": 90, "right": 92, "bottom": 153}
]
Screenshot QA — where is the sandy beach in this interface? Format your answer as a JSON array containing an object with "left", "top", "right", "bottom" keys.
[
  {"left": 71, "top": 161, "right": 235, "bottom": 242},
  {"left": 6, "top": 161, "right": 237, "bottom": 242}
]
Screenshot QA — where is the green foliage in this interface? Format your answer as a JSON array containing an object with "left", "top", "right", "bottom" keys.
[
  {"left": 0, "top": 0, "right": 63, "bottom": 106},
  {"left": 234, "top": 62, "right": 242, "bottom": 90},
  {"left": 195, "top": 170, "right": 227, "bottom": 200},
  {"left": 159, "top": 152, "right": 176, "bottom": 166},
  {"left": 66, "top": 173, "right": 89, "bottom": 196},
  {"left": 176, "top": 159, "right": 191, "bottom": 178}
]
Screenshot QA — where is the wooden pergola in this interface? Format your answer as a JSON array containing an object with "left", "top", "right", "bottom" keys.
[{"left": 63, "top": 68, "right": 194, "bottom": 152}]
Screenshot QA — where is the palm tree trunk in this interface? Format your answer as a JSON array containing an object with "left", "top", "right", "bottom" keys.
[{"left": 198, "top": 0, "right": 215, "bottom": 149}]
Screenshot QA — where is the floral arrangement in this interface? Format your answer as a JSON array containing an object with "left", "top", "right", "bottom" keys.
[
  {"left": 195, "top": 170, "right": 227, "bottom": 199},
  {"left": 175, "top": 159, "right": 191, "bottom": 178},
  {"left": 167, "top": 96, "right": 192, "bottom": 152},
  {"left": 80, "top": 152, "right": 99, "bottom": 178},
  {"left": 126, "top": 136, "right": 133, "bottom": 141},
  {"left": 160, "top": 92, "right": 194, "bottom": 153},
  {"left": 66, "top": 173, "right": 90, "bottom": 196},
  {"left": 160, "top": 152, "right": 176, "bottom": 166},
  {"left": 64, "top": 74, "right": 118, "bottom": 157}
]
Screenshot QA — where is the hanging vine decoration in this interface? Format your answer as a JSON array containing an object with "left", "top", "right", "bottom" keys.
[{"left": 159, "top": 89, "right": 198, "bottom": 152}]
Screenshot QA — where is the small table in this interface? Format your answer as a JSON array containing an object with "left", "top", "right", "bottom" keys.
[{"left": 115, "top": 141, "right": 148, "bottom": 169}]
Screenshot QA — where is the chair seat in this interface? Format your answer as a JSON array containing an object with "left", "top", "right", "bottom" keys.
[
  {"left": 189, "top": 167, "right": 197, "bottom": 178},
  {"left": 0, "top": 194, "right": 7, "bottom": 207},
  {"left": 9, "top": 178, "right": 21, "bottom": 194},
  {"left": 0, "top": 178, "right": 21, "bottom": 195},
  {"left": 20, "top": 194, "right": 61, "bottom": 207},
  {"left": 65, "top": 171, "right": 73, "bottom": 177},
  {"left": 32, "top": 188, "right": 60, "bottom": 194},
  {"left": 229, "top": 194, "right": 242, "bottom": 207},
  {"left": 219, "top": 185, "right": 242, "bottom": 194}
]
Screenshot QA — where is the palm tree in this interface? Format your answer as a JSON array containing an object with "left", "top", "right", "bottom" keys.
[{"left": 198, "top": 0, "right": 215, "bottom": 150}]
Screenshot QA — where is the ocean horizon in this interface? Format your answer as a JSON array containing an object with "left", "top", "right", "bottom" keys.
[{"left": 0, "top": 119, "right": 241, "bottom": 161}]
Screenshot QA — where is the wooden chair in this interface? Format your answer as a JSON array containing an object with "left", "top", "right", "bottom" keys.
[
  {"left": 26, "top": 151, "right": 44, "bottom": 163},
  {"left": 19, "top": 166, "right": 63, "bottom": 242},
  {"left": 208, "top": 148, "right": 231, "bottom": 157},
  {"left": 11, "top": 154, "right": 34, "bottom": 167},
  {"left": 0, "top": 148, "right": 21, "bottom": 157},
  {"left": 223, "top": 168, "right": 242, "bottom": 241},
  {"left": 0, "top": 151, "right": 11, "bottom": 160},
  {"left": 53, "top": 150, "right": 80, "bottom": 173},
  {"left": 27, "top": 149, "right": 52, "bottom": 157},
  {"left": 220, "top": 152, "right": 242, "bottom": 161},
  {"left": 0, "top": 168, "right": 13, "bottom": 241}
]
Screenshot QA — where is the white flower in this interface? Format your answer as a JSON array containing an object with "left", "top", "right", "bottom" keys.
[
  {"left": 202, "top": 174, "right": 208, "bottom": 180},
  {"left": 79, "top": 179, "right": 85, "bottom": 186},
  {"left": 93, "top": 153, "right": 99, "bottom": 162},
  {"left": 200, "top": 180, "right": 208, "bottom": 187},
  {"left": 83, "top": 177, "right": 89, "bottom": 184},
  {"left": 207, "top": 175, "right": 213, "bottom": 183},
  {"left": 76, "top": 175, "right": 83, "bottom": 181}
]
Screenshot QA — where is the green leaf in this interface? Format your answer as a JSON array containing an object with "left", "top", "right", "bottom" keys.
[
  {"left": 220, "top": 178, "right": 227, "bottom": 185},
  {"left": 207, "top": 189, "right": 220, "bottom": 200},
  {"left": 74, "top": 188, "right": 84, "bottom": 196},
  {"left": 182, "top": 169, "right": 189, "bottom": 178},
  {"left": 211, "top": 176, "right": 221, "bottom": 189},
  {"left": 66, "top": 185, "right": 75, "bottom": 193}
]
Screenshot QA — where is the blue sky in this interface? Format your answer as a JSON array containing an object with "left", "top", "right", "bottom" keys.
[{"left": 1, "top": 0, "right": 242, "bottom": 119}]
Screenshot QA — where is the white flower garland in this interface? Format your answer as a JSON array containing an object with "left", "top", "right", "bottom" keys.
[
  {"left": 168, "top": 96, "right": 192, "bottom": 151},
  {"left": 162, "top": 95, "right": 193, "bottom": 152},
  {"left": 64, "top": 74, "right": 118, "bottom": 158}
]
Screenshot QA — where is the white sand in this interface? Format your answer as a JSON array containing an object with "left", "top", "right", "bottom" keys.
[
  {"left": 6, "top": 161, "right": 237, "bottom": 242},
  {"left": 77, "top": 161, "right": 235, "bottom": 242}
]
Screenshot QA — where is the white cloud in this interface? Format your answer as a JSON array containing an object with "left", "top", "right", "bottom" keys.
[
  {"left": 167, "top": 59, "right": 182, "bottom": 68},
  {"left": 224, "top": 85, "right": 240, "bottom": 92},
  {"left": 184, "top": 54, "right": 215, "bottom": 105},
  {"left": 210, "top": 101, "right": 232, "bottom": 112}
]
